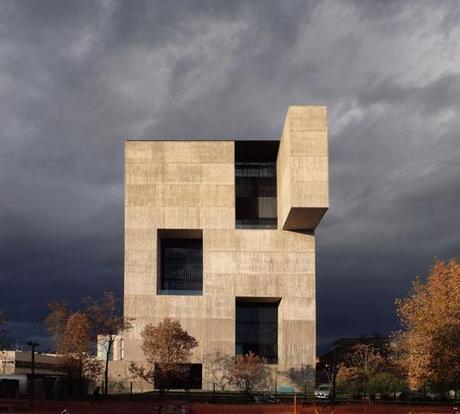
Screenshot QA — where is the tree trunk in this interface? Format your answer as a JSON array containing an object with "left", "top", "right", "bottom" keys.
[
  {"left": 78, "top": 360, "right": 84, "bottom": 398},
  {"left": 104, "top": 337, "right": 113, "bottom": 395}
]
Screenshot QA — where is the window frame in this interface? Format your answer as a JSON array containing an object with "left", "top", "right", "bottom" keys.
[{"left": 157, "top": 229, "right": 203, "bottom": 296}]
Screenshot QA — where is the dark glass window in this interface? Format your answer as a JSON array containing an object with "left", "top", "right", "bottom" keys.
[
  {"left": 154, "top": 363, "right": 202, "bottom": 390},
  {"left": 160, "top": 238, "right": 202, "bottom": 295},
  {"left": 235, "top": 300, "right": 279, "bottom": 364},
  {"left": 235, "top": 141, "right": 278, "bottom": 229}
]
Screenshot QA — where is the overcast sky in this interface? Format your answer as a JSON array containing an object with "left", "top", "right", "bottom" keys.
[{"left": 1, "top": 0, "right": 459, "bottom": 352}]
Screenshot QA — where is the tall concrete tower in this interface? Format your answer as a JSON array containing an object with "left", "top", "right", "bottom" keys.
[{"left": 116, "top": 106, "right": 328, "bottom": 391}]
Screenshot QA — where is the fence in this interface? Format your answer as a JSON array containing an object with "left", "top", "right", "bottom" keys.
[
  {"left": 192, "top": 402, "right": 459, "bottom": 414},
  {"left": 0, "top": 398, "right": 457, "bottom": 414}
]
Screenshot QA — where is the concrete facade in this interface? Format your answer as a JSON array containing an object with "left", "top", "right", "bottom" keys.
[
  {"left": 120, "top": 106, "right": 328, "bottom": 391},
  {"left": 0, "top": 350, "right": 63, "bottom": 376}
]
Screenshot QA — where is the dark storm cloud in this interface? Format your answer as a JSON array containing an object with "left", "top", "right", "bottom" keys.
[{"left": 0, "top": 0, "right": 459, "bottom": 352}]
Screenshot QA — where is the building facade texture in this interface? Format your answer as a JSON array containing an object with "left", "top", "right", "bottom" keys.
[{"left": 118, "top": 106, "right": 329, "bottom": 391}]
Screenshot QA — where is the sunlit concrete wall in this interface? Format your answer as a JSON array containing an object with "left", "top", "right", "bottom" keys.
[
  {"left": 277, "top": 106, "right": 329, "bottom": 230},
  {"left": 118, "top": 106, "right": 328, "bottom": 391}
]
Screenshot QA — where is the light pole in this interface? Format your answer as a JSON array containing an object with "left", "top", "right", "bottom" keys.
[
  {"left": 27, "top": 341, "right": 39, "bottom": 402},
  {"left": 274, "top": 370, "right": 278, "bottom": 399},
  {"left": 330, "top": 343, "right": 339, "bottom": 406}
]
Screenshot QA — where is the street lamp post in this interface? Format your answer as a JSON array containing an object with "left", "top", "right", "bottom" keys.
[
  {"left": 330, "top": 344, "right": 340, "bottom": 406},
  {"left": 27, "top": 341, "right": 39, "bottom": 402},
  {"left": 275, "top": 371, "right": 278, "bottom": 399}
]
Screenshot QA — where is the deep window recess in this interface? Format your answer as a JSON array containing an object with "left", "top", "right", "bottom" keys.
[
  {"left": 235, "top": 299, "right": 279, "bottom": 364},
  {"left": 160, "top": 237, "right": 203, "bottom": 295},
  {"left": 235, "top": 141, "right": 278, "bottom": 229},
  {"left": 154, "top": 363, "right": 202, "bottom": 390}
]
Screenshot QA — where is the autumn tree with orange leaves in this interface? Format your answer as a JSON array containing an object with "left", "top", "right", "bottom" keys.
[
  {"left": 45, "top": 302, "right": 102, "bottom": 396},
  {"left": 45, "top": 292, "right": 130, "bottom": 395},
  {"left": 337, "top": 344, "right": 385, "bottom": 399},
  {"left": 228, "top": 352, "right": 268, "bottom": 396},
  {"left": 337, "top": 343, "right": 406, "bottom": 399},
  {"left": 129, "top": 318, "right": 198, "bottom": 394},
  {"left": 83, "top": 292, "right": 132, "bottom": 395},
  {"left": 61, "top": 312, "right": 102, "bottom": 394},
  {"left": 396, "top": 258, "right": 460, "bottom": 393}
]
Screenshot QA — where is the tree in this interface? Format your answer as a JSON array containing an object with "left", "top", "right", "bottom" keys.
[
  {"left": 284, "top": 365, "right": 315, "bottom": 397},
  {"left": 0, "top": 311, "right": 9, "bottom": 349},
  {"left": 203, "top": 351, "right": 233, "bottom": 391},
  {"left": 63, "top": 312, "right": 91, "bottom": 354},
  {"left": 129, "top": 318, "right": 198, "bottom": 394},
  {"left": 61, "top": 312, "right": 102, "bottom": 396},
  {"left": 45, "top": 305, "right": 101, "bottom": 397},
  {"left": 368, "top": 370, "right": 407, "bottom": 399},
  {"left": 44, "top": 301, "right": 71, "bottom": 353},
  {"left": 337, "top": 343, "right": 385, "bottom": 399},
  {"left": 368, "top": 342, "right": 407, "bottom": 398},
  {"left": 228, "top": 352, "right": 267, "bottom": 397},
  {"left": 83, "top": 291, "right": 132, "bottom": 395},
  {"left": 396, "top": 259, "right": 460, "bottom": 393}
]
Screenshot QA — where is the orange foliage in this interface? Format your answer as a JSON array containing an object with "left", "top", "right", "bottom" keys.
[
  {"left": 83, "top": 291, "right": 132, "bottom": 393},
  {"left": 44, "top": 304, "right": 101, "bottom": 395},
  {"left": 396, "top": 258, "right": 460, "bottom": 391},
  {"left": 337, "top": 344, "right": 385, "bottom": 398},
  {"left": 44, "top": 301, "right": 71, "bottom": 353},
  {"left": 228, "top": 352, "right": 267, "bottom": 394},
  {"left": 129, "top": 318, "right": 198, "bottom": 391}
]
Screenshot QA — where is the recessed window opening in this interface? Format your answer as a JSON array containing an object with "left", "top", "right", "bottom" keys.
[
  {"left": 235, "top": 141, "right": 278, "bottom": 229},
  {"left": 158, "top": 229, "right": 203, "bottom": 295},
  {"left": 154, "top": 363, "right": 202, "bottom": 390},
  {"left": 235, "top": 298, "right": 279, "bottom": 364}
]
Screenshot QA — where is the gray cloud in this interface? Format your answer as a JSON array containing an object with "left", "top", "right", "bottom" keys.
[{"left": 0, "top": 0, "right": 459, "bottom": 352}]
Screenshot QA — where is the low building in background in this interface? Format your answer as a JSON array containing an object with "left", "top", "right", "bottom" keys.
[{"left": 0, "top": 350, "right": 64, "bottom": 396}]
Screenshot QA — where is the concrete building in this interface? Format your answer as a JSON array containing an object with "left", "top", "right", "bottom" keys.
[
  {"left": 116, "top": 106, "right": 329, "bottom": 391},
  {"left": 97, "top": 335, "right": 124, "bottom": 362},
  {"left": 0, "top": 350, "right": 63, "bottom": 377},
  {"left": 0, "top": 350, "right": 64, "bottom": 396}
]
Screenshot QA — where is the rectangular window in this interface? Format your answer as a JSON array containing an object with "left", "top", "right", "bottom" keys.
[
  {"left": 235, "top": 299, "right": 279, "bottom": 364},
  {"left": 235, "top": 141, "right": 278, "bottom": 229},
  {"left": 154, "top": 363, "right": 202, "bottom": 390},
  {"left": 119, "top": 338, "right": 124, "bottom": 361},
  {"left": 159, "top": 231, "right": 203, "bottom": 295}
]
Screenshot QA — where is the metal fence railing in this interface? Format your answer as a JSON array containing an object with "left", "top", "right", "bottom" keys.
[
  {"left": 0, "top": 398, "right": 457, "bottom": 414},
  {"left": 191, "top": 402, "right": 459, "bottom": 414}
]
